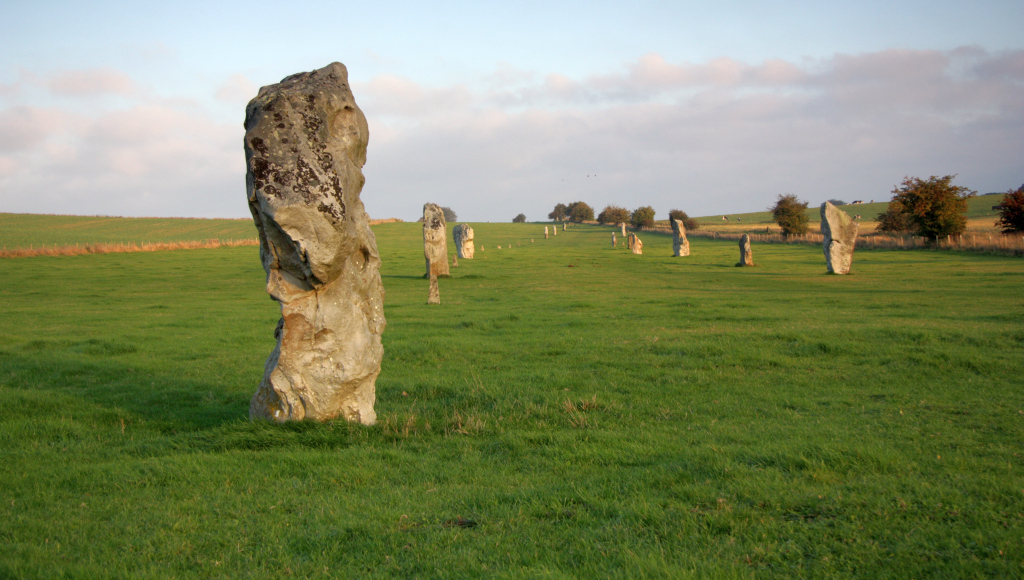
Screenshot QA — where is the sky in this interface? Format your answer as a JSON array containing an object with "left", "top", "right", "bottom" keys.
[{"left": 1, "top": 1, "right": 1022, "bottom": 222}]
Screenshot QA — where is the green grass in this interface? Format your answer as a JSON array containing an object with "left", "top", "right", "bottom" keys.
[
  {"left": 0, "top": 213, "right": 257, "bottom": 248},
  {"left": 1, "top": 222, "right": 1022, "bottom": 577},
  {"left": 695, "top": 194, "right": 1008, "bottom": 225}
]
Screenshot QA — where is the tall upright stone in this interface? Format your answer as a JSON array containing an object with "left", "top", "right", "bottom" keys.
[
  {"left": 452, "top": 223, "right": 475, "bottom": 259},
  {"left": 821, "top": 201, "right": 858, "bottom": 274},
  {"left": 738, "top": 234, "right": 754, "bottom": 266},
  {"left": 671, "top": 218, "right": 690, "bottom": 257},
  {"left": 611, "top": 232, "right": 617, "bottom": 247},
  {"left": 620, "top": 222, "right": 627, "bottom": 236},
  {"left": 544, "top": 226, "right": 549, "bottom": 239},
  {"left": 244, "top": 62, "right": 384, "bottom": 425},
  {"left": 423, "top": 203, "right": 449, "bottom": 277},
  {"left": 552, "top": 225, "right": 557, "bottom": 236}
]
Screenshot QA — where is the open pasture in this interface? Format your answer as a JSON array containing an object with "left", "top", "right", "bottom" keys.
[
  {"left": 0, "top": 213, "right": 257, "bottom": 249},
  {"left": 1, "top": 222, "right": 1022, "bottom": 577}
]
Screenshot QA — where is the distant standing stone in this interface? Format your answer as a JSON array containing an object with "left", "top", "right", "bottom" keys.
[
  {"left": 629, "top": 233, "right": 643, "bottom": 254},
  {"left": 244, "top": 62, "right": 384, "bottom": 425},
  {"left": 620, "top": 222, "right": 627, "bottom": 237},
  {"left": 423, "top": 203, "right": 449, "bottom": 277},
  {"left": 427, "top": 273, "right": 440, "bottom": 304},
  {"left": 562, "top": 223, "right": 566, "bottom": 231},
  {"left": 671, "top": 218, "right": 690, "bottom": 257},
  {"left": 452, "top": 223, "right": 475, "bottom": 259},
  {"left": 738, "top": 234, "right": 754, "bottom": 266},
  {"left": 821, "top": 201, "right": 858, "bottom": 274},
  {"left": 544, "top": 226, "right": 549, "bottom": 239},
  {"left": 452, "top": 253, "right": 458, "bottom": 268},
  {"left": 611, "top": 232, "right": 617, "bottom": 247}
]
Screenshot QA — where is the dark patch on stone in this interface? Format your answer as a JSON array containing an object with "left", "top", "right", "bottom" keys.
[{"left": 251, "top": 137, "right": 268, "bottom": 156}]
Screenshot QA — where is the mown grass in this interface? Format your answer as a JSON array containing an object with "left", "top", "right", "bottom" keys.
[
  {"left": 1, "top": 222, "right": 1022, "bottom": 577},
  {"left": 0, "top": 213, "right": 256, "bottom": 248}
]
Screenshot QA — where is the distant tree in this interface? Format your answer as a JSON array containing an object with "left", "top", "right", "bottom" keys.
[
  {"left": 512, "top": 213, "right": 527, "bottom": 223},
  {"left": 668, "top": 209, "right": 700, "bottom": 231},
  {"left": 548, "top": 203, "right": 568, "bottom": 221},
  {"left": 770, "top": 194, "right": 810, "bottom": 236},
  {"left": 440, "top": 206, "right": 457, "bottom": 222},
  {"left": 875, "top": 200, "right": 914, "bottom": 234},
  {"left": 630, "top": 206, "right": 656, "bottom": 228},
  {"left": 565, "top": 201, "right": 594, "bottom": 222},
  {"left": 827, "top": 199, "right": 847, "bottom": 206},
  {"left": 597, "top": 205, "right": 630, "bottom": 225},
  {"left": 883, "top": 175, "right": 975, "bottom": 240},
  {"left": 995, "top": 184, "right": 1024, "bottom": 234}
]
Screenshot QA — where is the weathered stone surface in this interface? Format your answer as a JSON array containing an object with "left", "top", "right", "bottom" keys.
[
  {"left": 611, "top": 232, "right": 617, "bottom": 247},
  {"left": 452, "top": 223, "right": 474, "bottom": 259},
  {"left": 671, "top": 218, "right": 690, "bottom": 257},
  {"left": 629, "top": 233, "right": 643, "bottom": 254},
  {"left": 738, "top": 234, "right": 754, "bottom": 266},
  {"left": 423, "top": 203, "right": 450, "bottom": 277},
  {"left": 544, "top": 226, "right": 549, "bottom": 239},
  {"left": 244, "top": 62, "right": 384, "bottom": 425},
  {"left": 821, "top": 201, "right": 858, "bottom": 274},
  {"left": 427, "top": 273, "right": 440, "bottom": 304}
]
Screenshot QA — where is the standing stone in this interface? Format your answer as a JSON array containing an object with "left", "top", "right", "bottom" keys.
[
  {"left": 620, "top": 222, "right": 627, "bottom": 237},
  {"left": 244, "top": 62, "right": 384, "bottom": 425},
  {"left": 671, "top": 218, "right": 690, "bottom": 257},
  {"left": 562, "top": 223, "right": 566, "bottom": 231},
  {"left": 427, "top": 272, "right": 440, "bottom": 304},
  {"left": 611, "top": 232, "right": 617, "bottom": 247},
  {"left": 552, "top": 225, "right": 557, "bottom": 236},
  {"left": 452, "top": 223, "right": 475, "bottom": 259},
  {"left": 423, "top": 203, "right": 449, "bottom": 277},
  {"left": 821, "top": 201, "right": 858, "bottom": 274},
  {"left": 629, "top": 234, "right": 643, "bottom": 254},
  {"left": 738, "top": 234, "right": 754, "bottom": 266},
  {"left": 544, "top": 226, "right": 549, "bottom": 239},
  {"left": 452, "top": 253, "right": 458, "bottom": 268}
]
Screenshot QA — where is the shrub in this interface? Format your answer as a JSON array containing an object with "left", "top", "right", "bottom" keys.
[
  {"left": 827, "top": 199, "right": 847, "bottom": 206},
  {"left": 995, "top": 184, "right": 1024, "bottom": 234},
  {"left": 875, "top": 200, "right": 914, "bottom": 234},
  {"left": 884, "top": 175, "right": 975, "bottom": 240},
  {"left": 441, "top": 207, "right": 457, "bottom": 222},
  {"left": 770, "top": 194, "right": 810, "bottom": 236},
  {"left": 630, "top": 206, "right": 655, "bottom": 228},
  {"left": 668, "top": 209, "right": 700, "bottom": 231},
  {"left": 548, "top": 203, "right": 567, "bottom": 221},
  {"left": 512, "top": 213, "right": 527, "bottom": 223},
  {"left": 597, "top": 205, "right": 630, "bottom": 225},
  {"left": 566, "top": 201, "right": 595, "bottom": 222}
]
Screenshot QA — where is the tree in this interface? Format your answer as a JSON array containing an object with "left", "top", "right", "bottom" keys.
[
  {"left": 512, "top": 213, "right": 527, "bottom": 223},
  {"left": 668, "top": 209, "right": 700, "bottom": 231},
  {"left": 995, "top": 184, "right": 1024, "bottom": 234},
  {"left": 548, "top": 203, "right": 567, "bottom": 221},
  {"left": 565, "top": 201, "right": 594, "bottom": 222},
  {"left": 875, "top": 199, "right": 914, "bottom": 233},
  {"left": 441, "top": 206, "right": 457, "bottom": 222},
  {"left": 770, "top": 194, "right": 810, "bottom": 236},
  {"left": 827, "top": 199, "right": 847, "bottom": 206},
  {"left": 630, "top": 206, "right": 656, "bottom": 228},
  {"left": 597, "top": 205, "right": 630, "bottom": 225},
  {"left": 884, "top": 175, "right": 975, "bottom": 240}
]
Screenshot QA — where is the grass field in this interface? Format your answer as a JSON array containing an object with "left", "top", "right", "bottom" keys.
[
  {"left": 1, "top": 222, "right": 1022, "bottom": 577},
  {"left": 0, "top": 213, "right": 257, "bottom": 249}
]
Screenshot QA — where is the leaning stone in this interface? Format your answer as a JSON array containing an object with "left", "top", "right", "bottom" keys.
[
  {"left": 427, "top": 273, "right": 440, "bottom": 304},
  {"left": 452, "top": 223, "right": 475, "bottom": 259},
  {"left": 821, "top": 201, "right": 858, "bottom": 274},
  {"left": 244, "top": 62, "right": 384, "bottom": 425},
  {"left": 671, "top": 218, "right": 690, "bottom": 257},
  {"left": 738, "top": 234, "right": 754, "bottom": 266},
  {"left": 423, "top": 203, "right": 449, "bottom": 277}
]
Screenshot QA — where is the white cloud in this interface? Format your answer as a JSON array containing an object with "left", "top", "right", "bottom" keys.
[
  {"left": 45, "top": 67, "right": 136, "bottom": 97},
  {"left": 215, "top": 73, "right": 257, "bottom": 104}
]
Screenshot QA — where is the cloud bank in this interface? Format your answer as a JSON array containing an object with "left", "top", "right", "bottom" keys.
[{"left": 1, "top": 48, "right": 1021, "bottom": 221}]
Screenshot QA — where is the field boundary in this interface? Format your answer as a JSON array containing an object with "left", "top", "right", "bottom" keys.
[{"left": 0, "top": 238, "right": 259, "bottom": 259}]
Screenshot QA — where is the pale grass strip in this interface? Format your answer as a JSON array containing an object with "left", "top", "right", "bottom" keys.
[{"left": 0, "top": 238, "right": 259, "bottom": 259}]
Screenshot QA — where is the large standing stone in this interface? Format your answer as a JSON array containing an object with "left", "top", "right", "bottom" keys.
[
  {"left": 452, "top": 223, "right": 474, "bottom": 259},
  {"left": 738, "top": 234, "right": 754, "bottom": 266},
  {"left": 821, "top": 201, "right": 858, "bottom": 274},
  {"left": 244, "top": 62, "right": 384, "bottom": 425},
  {"left": 423, "top": 203, "right": 450, "bottom": 277},
  {"left": 629, "top": 233, "right": 643, "bottom": 254},
  {"left": 671, "top": 218, "right": 690, "bottom": 257}
]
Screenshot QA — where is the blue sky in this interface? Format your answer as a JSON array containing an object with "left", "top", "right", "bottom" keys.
[{"left": 1, "top": 0, "right": 1022, "bottom": 220}]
